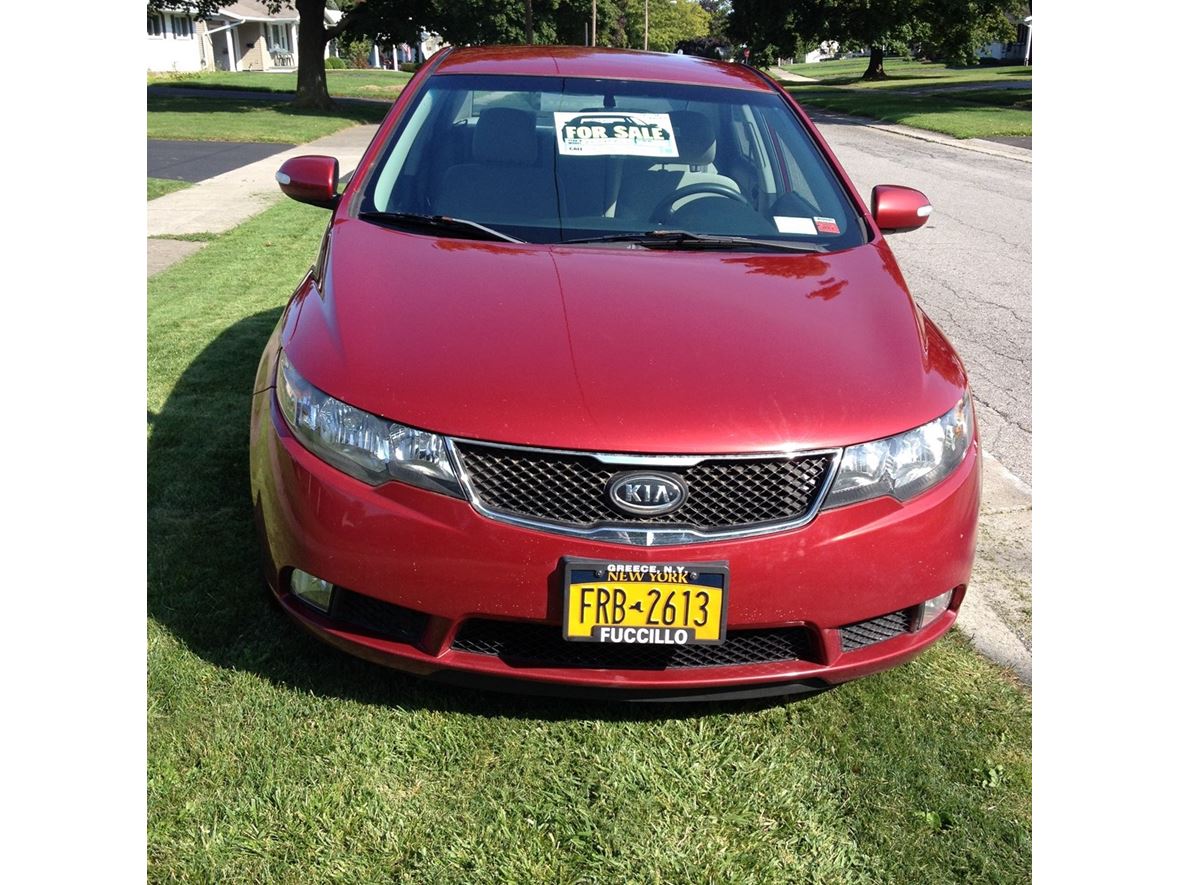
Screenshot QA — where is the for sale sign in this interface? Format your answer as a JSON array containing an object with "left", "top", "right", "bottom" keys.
[{"left": 554, "top": 112, "right": 680, "bottom": 158}]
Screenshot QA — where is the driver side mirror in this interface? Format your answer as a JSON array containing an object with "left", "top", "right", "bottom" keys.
[
  {"left": 871, "top": 185, "right": 932, "bottom": 233},
  {"left": 276, "top": 155, "right": 340, "bottom": 210}
]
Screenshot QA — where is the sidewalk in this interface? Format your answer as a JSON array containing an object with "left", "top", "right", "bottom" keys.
[
  {"left": 147, "top": 122, "right": 379, "bottom": 276},
  {"left": 768, "top": 66, "right": 818, "bottom": 83}
]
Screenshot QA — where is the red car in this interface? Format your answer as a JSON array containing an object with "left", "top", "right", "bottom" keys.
[{"left": 251, "top": 46, "right": 979, "bottom": 701}]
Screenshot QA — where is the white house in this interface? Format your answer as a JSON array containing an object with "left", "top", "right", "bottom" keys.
[
  {"left": 802, "top": 41, "right": 841, "bottom": 64},
  {"left": 147, "top": 1, "right": 312, "bottom": 73},
  {"left": 148, "top": 2, "right": 444, "bottom": 74},
  {"left": 146, "top": 6, "right": 204, "bottom": 72},
  {"left": 368, "top": 31, "right": 448, "bottom": 70}
]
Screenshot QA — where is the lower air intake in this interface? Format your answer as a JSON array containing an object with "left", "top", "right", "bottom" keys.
[{"left": 451, "top": 620, "right": 815, "bottom": 669}]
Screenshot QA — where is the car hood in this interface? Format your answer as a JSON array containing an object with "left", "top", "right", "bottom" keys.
[{"left": 281, "top": 219, "right": 967, "bottom": 453}]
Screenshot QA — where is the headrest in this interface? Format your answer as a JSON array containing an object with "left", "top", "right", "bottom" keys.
[
  {"left": 473, "top": 107, "right": 538, "bottom": 165},
  {"left": 670, "top": 110, "right": 717, "bottom": 166}
]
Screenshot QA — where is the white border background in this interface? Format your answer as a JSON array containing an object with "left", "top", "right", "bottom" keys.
[
  {"left": 6, "top": 0, "right": 144, "bottom": 877},
  {"left": 1033, "top": 2, "right": 1179, "bottom": 878},
  {"left": 6, "top": 1, "right": 1180, "bottom": 878}
]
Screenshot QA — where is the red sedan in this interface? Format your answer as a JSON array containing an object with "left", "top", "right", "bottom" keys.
[{"left": 251, "top": 46, "right": 979, "bottom": 700}]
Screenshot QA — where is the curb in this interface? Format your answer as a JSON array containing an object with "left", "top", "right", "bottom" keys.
[
  {"left": 956, "top": 453, "right": 1033, "bottom": 685},
  {"left": 804, "top": 108, "right": 1033, "bottom": 164}
]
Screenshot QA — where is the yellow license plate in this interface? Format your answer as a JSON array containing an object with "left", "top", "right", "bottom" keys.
[{"left": 563, "top": 560, "right": 729, "bottom": 645}]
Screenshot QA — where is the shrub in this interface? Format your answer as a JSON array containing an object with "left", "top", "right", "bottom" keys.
[
  {"left": 754, "top": 44, "right": 779, "bottom": 68},
  {"left": 152, "top": 69, "right": 201, "bottom": 82},
  {"left": 324, "top": 56, "right": 346, "bottom": 70},
  {"left": 343, "top": 38, "right": 372, "bottom": 69},
  {"left": 399, "top": 62, "right": 419, "bottom": 74}
]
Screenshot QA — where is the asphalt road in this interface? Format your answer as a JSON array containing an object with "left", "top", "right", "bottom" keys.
[
  {"left": 148, "top": 139, "right": 295, "bottom": 182},
  {"left": 813, "top": 117, "right": 1032, "bottom": 486}
]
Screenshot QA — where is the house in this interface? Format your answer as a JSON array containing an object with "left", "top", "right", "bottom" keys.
[
  {"left": 802, "top": 41, "right": 840, "bottom": 64},
  {"left": 146, "top": 5, "right": 206, "bottom": 72},
  {"left": 368, "top": 31, "right": 448, "bottom": 71},
  {"left": 199, "top": 1, "right": 300, "bottom": 72},
  {"left": 147, "top": 1, "right": 333, "bottom": 73},
  {"left": 979, "top": 11, "right": 1032, "bottom": 65}
]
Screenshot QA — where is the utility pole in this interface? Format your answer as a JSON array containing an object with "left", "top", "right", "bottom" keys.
[
  {"left": 644, "top": 0, "right": 649, "bottom": 50},
  {"left": 592, "top": 0, "right": 596, "bottom": 46},
  {"left": 524, "top": 0, "right": 533, "bottom": 44}
]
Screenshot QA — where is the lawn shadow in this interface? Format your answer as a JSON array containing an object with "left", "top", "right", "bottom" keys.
[
  {"left": 147, "top": 93, "right": 389, "bottom": 125},
  {"left": 147, "top": 309, "right": 826, "bottom": 722},
  {"left": 804, "top": 73, "right": 948, "bottom": 87}
]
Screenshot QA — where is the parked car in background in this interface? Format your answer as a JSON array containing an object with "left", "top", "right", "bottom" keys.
[{"left": 252, "top": 46, "right": 978, "bottom": 700}]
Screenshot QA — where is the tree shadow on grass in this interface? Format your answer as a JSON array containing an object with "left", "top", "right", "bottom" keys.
[
  {"left": 148, "top": 309, "right": 823, "bottom": 722},
  {"left": 147, "top": 94, "right": 389, "bottom": 125}
]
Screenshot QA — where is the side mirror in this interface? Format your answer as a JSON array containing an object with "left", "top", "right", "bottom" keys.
[
  {"left": 871, "top": 185, "right": 932, "bottom": 233},
  {"left": 276, "top": 155, "right": 340, "bottom": 210}
]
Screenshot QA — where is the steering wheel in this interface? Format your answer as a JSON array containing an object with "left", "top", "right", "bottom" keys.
[{"left": 650, "top": 183, "right": 752, "bottom": 224}]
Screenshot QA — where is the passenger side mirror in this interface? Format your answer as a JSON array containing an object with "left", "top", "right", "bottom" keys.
[
  {"left": 276, "top": 155, "right": 340, "bottom": 210},
  {"left": 871, "top": 185, "right": 932, "bottom": 233}
]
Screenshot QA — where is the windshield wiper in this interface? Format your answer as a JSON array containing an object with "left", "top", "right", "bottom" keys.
[
  {"left": 357, "top": 211, "right": 522, "bottom": 244},
  {"left": 563, "top": 229, "right": 828, "bottom": 253}
]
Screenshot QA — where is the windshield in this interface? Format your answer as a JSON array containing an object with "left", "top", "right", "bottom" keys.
[{"left": 361, "top": 73, "right": 866, "bottom": 250}]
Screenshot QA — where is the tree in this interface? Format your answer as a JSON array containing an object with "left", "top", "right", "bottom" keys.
[
  {"left": 729, "top": 0, "right": 1022, "bottom": 79},
  {"left": 639, "top": 0, "right": 711, "bottom": 52},
  {"left": 917, "top": 0, "right": 1023, "bottom": 66},
  {"left": 815, "top": 0, "right": 922, "bottom": 79},
  {"left": 728, "top": 0, "right": 807, "bottom": 65},
  {"left": 696, "top": 0, "right": 732, "bottom": 40}
]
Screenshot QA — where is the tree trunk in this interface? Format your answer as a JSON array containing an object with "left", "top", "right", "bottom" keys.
[
  {"left": 862, "top": 46, "right": 886, "bottom": 80},
  {"left": 293, "top": 0, "right": 332, "bottom": 110},
  {"left": 524, "top": 0, "right": 534, "bottom": 43}
]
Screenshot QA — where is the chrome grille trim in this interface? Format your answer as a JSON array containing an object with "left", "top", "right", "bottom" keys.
[{"left": 445, "top": 437, "right": 843, "bottom": 547}]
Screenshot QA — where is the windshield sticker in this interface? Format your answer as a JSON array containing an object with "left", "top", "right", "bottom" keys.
[
  {"left": 814, "top": 216, "right": 841, "bottom": 234},
  {"left": 554, "top": 112, "right": 679, "bottom": 158},
  {"left": 774, "top": 216, "right": 818, "bottom": 236}
]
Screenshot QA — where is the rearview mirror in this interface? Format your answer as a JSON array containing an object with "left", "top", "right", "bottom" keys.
[
  {"left": 871, "top": 185, "right": 932, "bottom": 233},
  {"left": 276, "top": 155, "right": 340, "bottom": 210}
]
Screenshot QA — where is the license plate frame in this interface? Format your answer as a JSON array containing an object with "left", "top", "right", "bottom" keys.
[{"left": 562, "top": 559, "right": 730, "bottom": 645}]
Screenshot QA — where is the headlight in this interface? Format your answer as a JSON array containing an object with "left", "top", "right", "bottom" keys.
[
  {"left": 823, "top": 394, "right": 973, "bottom": 509},
  {"left": 276, "top": 352, "right": 464, "bottom": 497}
]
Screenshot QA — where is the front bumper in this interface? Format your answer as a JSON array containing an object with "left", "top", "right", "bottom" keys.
[{"left": 250, "top": 390, "right": 981, "bottom": 698}]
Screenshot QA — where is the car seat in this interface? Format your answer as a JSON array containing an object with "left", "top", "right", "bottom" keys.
[
  {"left": 614, "top": 110, "right": 742, "bottom": 222},
  {"left": 434, "top": 107, "right": 558, "bottom": 222}
]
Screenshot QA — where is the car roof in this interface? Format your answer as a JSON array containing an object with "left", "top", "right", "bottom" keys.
[{"left": 432, "top": 45, "right": 776, "bottom": 93}]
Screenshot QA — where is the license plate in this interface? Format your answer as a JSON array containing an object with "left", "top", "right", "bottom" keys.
[{"left": 563, "top": 560, "right": 729, "bottom": 645}]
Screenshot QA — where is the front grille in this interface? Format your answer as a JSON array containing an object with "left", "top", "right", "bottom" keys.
[
  {"left": 451, "top": 619, "right": 815, "bottom": 669},
  {"left": 839, "top": 609, "right": 914, "bottom": 652},
  {"left": 329, "top": 588, "right": 429, "bottom": 647},
  {"left": 454, "top": 442, "right": 835, "bottom": 532}
]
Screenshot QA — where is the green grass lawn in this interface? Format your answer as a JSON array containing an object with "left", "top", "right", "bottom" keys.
[
  {"left": 148, "top": 198, "right": 1031, "bottom": 882},
  {"left": 148, "top": 177, "right": 193, "bottom": 201},
  {"left": 149, "top": 68, "right": 411, "bottom": 100},
  {"left": 783, "top": 58, "right": 1031, "bottom": 87},
  {"left": 147, "top": 95, "right": 388, "bottom": 143},
  {"left": 779, "top": 59, "right": 1032, "bottom": 138}
]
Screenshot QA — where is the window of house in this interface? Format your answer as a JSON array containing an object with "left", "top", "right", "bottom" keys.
[
  {"left": 268, "top": 24, "right": 290, "bottom": 52},
  {"left": 171, "top": 15, "right": 193, "bottom": 39},
  {"left": 147, "top": 13, "right": 165, "bottom": 38}
]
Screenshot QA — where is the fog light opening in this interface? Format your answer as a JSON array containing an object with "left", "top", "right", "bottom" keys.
[
  {"left": 290, "top": 569, "right": 334, "bottom": 613},
  {"left": 916, "top": 590, "right": 954, "bottom": 630}
]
